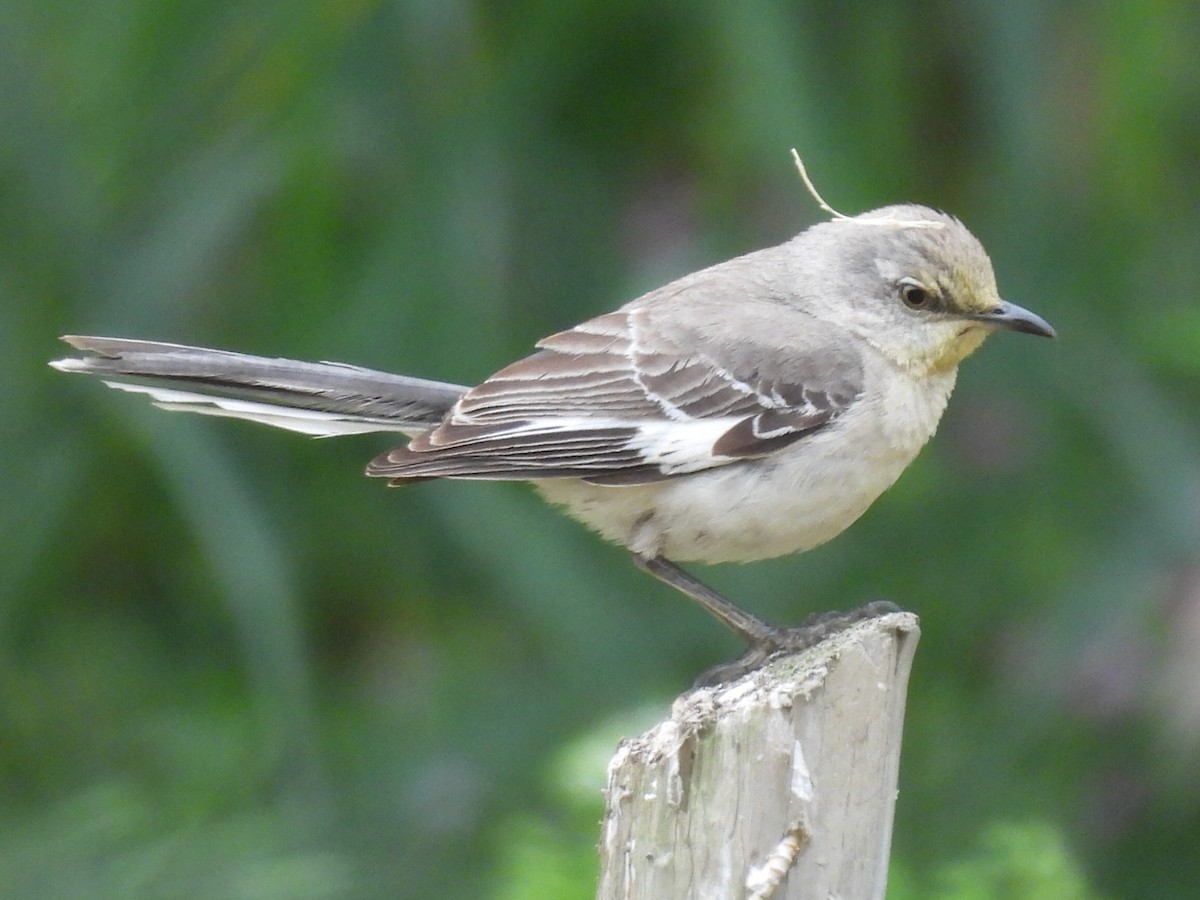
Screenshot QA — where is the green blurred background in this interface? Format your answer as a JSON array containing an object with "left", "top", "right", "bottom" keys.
[{"left": 4, "top": 1, "right": 1199, "bottom": 897}]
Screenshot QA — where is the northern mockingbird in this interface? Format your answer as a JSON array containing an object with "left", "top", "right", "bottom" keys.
[{"left": 52, "top": 203, "right": 1054, "bottom": 680}]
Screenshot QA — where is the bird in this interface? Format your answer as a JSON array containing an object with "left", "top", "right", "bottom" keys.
[{"left": 51, "top": 200, "right": 1055, "bottom": 682}]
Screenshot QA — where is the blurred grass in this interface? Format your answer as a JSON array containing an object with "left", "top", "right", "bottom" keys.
[{"left": 4, "top": 1, "right": 1200, "bottom": 897}]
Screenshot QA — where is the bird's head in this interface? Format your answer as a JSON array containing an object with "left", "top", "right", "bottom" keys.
[{"left": 798, "top": 205, "right": 1055, "bottom": 377}]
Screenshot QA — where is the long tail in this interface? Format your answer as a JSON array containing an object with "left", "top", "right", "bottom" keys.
[{"left": 50, "top": 335, "right": 467, "bottom": 437}]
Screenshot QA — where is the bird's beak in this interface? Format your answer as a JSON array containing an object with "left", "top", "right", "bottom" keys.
[{"left": 969, "top": 299, "right": 1057, "bottom": 339}]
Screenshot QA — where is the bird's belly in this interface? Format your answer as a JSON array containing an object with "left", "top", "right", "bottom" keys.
[
  {"left": 536, "top": 370, "right": 952, "bottom": 565},
  {"left": 535, "top": 428, "right": 919, "bottom": 565},
  {"left": 650, "top": 439, "right": 913, "bottom": 562}
]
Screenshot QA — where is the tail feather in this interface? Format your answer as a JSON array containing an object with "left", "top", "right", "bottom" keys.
[{"left": 50, "top": 335, "right": 466, "bottom": 437}]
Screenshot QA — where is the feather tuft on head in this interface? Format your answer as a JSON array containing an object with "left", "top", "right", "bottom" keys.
[{"left": 790, "top": 149, "right": 946, "bottom": 230}]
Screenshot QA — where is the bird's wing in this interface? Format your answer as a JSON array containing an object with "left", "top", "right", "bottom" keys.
[{"left": 367, "top": 302, "right": 863, "bottom": 484}]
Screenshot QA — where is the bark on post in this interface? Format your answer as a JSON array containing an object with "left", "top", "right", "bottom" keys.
[{"left": 598, "top": 611, "right": 919, "bottom": 900}]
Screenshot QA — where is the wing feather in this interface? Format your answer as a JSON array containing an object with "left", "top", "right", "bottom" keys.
[{"left": 367, "top": 304, "right": 863, "bottom": 483}]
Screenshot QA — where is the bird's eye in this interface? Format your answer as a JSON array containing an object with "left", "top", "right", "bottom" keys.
[{"left": 899, "top": 280, "right": 932, "bottom": 310}]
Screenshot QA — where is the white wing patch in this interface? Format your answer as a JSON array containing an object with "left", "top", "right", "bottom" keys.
[{"left": 623, "top": 418, "right": 741, "bottom": 474}]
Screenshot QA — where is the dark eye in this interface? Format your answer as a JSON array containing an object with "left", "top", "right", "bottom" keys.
[{"left": 899, "top": 280, "right": 932, "bottom": 310}]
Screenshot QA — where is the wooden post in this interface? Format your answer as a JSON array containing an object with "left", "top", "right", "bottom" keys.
[{"left": 597, "top": 611, "right": 919, "bottom": 900}]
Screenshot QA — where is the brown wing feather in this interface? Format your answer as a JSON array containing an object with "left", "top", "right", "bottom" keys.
[{"left": 367, "top": 304, "right": 862, "bottom": 483}]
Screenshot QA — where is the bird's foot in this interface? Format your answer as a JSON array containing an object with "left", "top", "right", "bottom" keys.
[{"left": 693, "top": 599, "right": 904, "bottom": 687}]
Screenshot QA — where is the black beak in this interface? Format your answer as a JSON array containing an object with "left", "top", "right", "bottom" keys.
[{"left": 971, "top": 300, "right": 1057, "bottom": 338}]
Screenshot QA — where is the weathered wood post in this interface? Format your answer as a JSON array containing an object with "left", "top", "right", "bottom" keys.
[{"left": 598, "top": 611, "right": 919, "bottom": 900}]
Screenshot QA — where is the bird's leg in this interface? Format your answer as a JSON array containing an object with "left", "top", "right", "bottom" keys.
[
  {"left": 634, "top": 554, "right": 778, "bottom": 644},
  {"left": 634, "top": 553, "right": 902, "bottom": 686}
]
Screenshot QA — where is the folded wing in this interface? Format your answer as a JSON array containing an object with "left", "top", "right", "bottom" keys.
[{"left": 368, "top": 306, "right": 863, "bottom": 484}]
